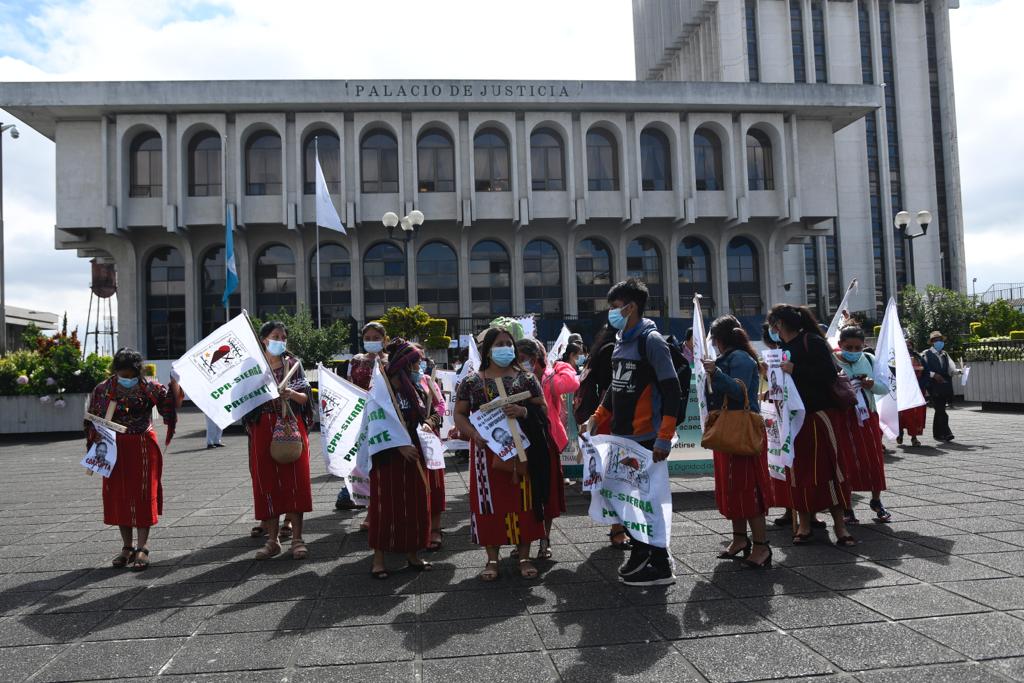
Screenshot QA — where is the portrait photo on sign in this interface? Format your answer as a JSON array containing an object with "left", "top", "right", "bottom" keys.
[{"left": 468, "top": 407, "right": 531, "bottom": 462}]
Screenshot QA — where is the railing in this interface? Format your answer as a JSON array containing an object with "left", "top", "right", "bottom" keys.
[
  {"left": 979, "top": 284, "right": 1024, "bottom": 304},
  {"left": 964, "top": 339, "right": 1024, "bottom": 362}
]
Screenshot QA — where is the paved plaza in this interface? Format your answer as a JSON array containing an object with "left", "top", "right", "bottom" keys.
[{"left": 1, "top": 405, "right": 1024, "bottom": 682}]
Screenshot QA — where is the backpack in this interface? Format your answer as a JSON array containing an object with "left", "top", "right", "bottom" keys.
[
  {"left": 573, "top": 342, "right": 613, "bottom": 425},
  {"left": 638, "top": 329, "right": 690, "bottom": 421}
]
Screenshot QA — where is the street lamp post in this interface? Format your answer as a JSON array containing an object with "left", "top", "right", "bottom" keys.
[
  {"left": 894, "top": 209, "right": 931, "bottom": 288},
  {"left": 381, "top": 210, "right": 425, "bottom": 249},
  {"left": 0, "top": 122, "right": 21, "bottom": 357}
]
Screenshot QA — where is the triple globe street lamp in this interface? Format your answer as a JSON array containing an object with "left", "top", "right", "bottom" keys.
[
  {"left": 381, "top": 209, "right": 425, "bottom": 248},
  {"left": 894, "top": 209, "right": 931, "bottom": 288}
]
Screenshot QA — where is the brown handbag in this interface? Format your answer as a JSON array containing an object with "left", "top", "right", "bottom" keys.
[{"left": 700, "top": 378, "right": 765, "bottom": 457}]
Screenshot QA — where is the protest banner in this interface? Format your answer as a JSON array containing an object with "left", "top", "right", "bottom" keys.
[
  {"left": 826, "top": 278, "right": 858, "bottom": 349},
  {"left": 434, "top": 369, "right": 457, "bottom": 437},
  {"left": 873, "top": 298, "right": 926, "bottom": 439},
  {"left": 761, "top": 349, "right": 805, "bottom": 481},
  {"left": 668, "top": 373, "right": 713, "bottom": 474},
  {"left": 317, "top": 364, "right": 369, "bottom": 482},
  {"left": 579, "top": 433, "right": 602, "bottom": 491},
  {"left": 468, "top": 405, "right": 531, "bottom": 461},
  {"left": 171, "top": 312, "right": 279, "bottom": 429},
  {"left": 355, "top": 362, "right": 413, "bottom": 475},
  {"left": 81, "top": 423, "right": 117, "bottom": 477},
  {"left": 455, "top": 334, "right": 481, "bottom": 387},
  {"left": 560, "top": 392, "right": 580, "bottom": 468},
  {"left": 418, "top": 427, "right": 446, "bottom": 470},
  {"left": 691, "top": 295, "right": 711, "bottom": 429},
  {"left": 547, "top": 324, "right": 571, "bottom": 366},
  {"left": 516, "top": 316, "right": 536, "bottom": 340},
  {"left": 587, "top": 435, "right": 672, "bottom": 548}
]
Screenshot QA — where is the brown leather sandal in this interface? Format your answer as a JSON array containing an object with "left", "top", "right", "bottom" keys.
[
  {"left": 290, "top": 538, "right": 308, "bottom": 560},
  {"left": 479, "top": 559, "right": 499, "bottom": 582},
  {"left": 112, "top": 546, "right": 135, "bottom": 568},
  {"left": 255, "top": 539, "right": 282, "bottom": 560}
]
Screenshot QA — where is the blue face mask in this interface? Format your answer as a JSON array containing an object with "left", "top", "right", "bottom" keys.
[
  {"left": 410, "top": 370, "right": 423, "bottom": 384},
  {"left": 933, "top": 341, "right": 945, "bottom": 351},
  {"left": 841, "top": 350, "right": 863, "bottom": 363},
  {"left": 768, "top": 328, "right": 782, "bottom": 343},
  {"left": 363, "top": 340, "right": 383, "bottom": 354},
  {"left": 608, "top": 306, "right": 628, "bottom": 330},
  {"left": 491, "top": 346, "right": 516, "bottom": 368},
  {"left": 419, "top": 360, "right": 428, "bottom": 375},
  {"left": 266, "top": 339, "right": 287, "bottom": 356},
  {"left": 117, "top": 376, "right": 139, "bottom": 389}
]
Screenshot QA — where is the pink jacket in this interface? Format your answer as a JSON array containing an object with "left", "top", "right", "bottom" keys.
[{"left": 540, "top": 360, "right": 581, "bottom": 452}]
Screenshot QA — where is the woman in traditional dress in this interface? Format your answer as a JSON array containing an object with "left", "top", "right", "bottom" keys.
[
  {"left": 704, "top": 316, "right": 773, "bottom": 568},
  {"left": 898, "top": 338, "right": 929, "bottom": 447},
  {"left": 515, "top": 337, "right": 578, "bottom": 559},
  {"left": 244, "top": 321, "right": 314, "bottom": 561},
  {"left": 367, "top": 340, "right": 436, "bottom": 578},
  {"left": 833, "top": 326, "right": 892, "bottom": 523},
  {"left": 418, "top": 352, "right": 447, "bottom": 551},
  {"left": 85, "top": 347, "right": 182, "bottom": 571},
  {"left": 767, "top": 305, "right": 855, "bottom": 547},
  {"left": 454, "top": 327, "right": 553, "bottom": 581}
]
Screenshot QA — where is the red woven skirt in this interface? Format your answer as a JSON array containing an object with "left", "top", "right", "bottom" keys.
[
  {"left": 368, "top": 450, "right": 431, "bottom": 553},
  {"left": 247, "top": 411, "right": 313, "bottom": 520},
  {"left": 713, "top": 438, "right": 771, "bottom": 520},
  {"left": 545, "top": 447, "right": 567, "bottom": 522},
  {"left": 103, "top": 429, "right": 162, "bottom": 527},
  {"left": 835, "top": 410, "right": 887, "bottom": 493},
  {"left": 786, "top": 410, "right": 851, "bottom": 513},
  {"left": 899, "top": 406, "right": 926, "bottom": 437},
  {"left": 469, "top": 442, "right": 546, "bottom": 547},
  {"left": 427, "top": 467, "right": 446, "bottom": 514}
]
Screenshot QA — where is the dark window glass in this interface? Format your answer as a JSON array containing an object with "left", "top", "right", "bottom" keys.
[
  {"left": 812, "top": 0, "right": 828, "bottom": 83},
  {"left": 804, "top": 238, "right": 820, "bottom": 316},
  {"left": 254, "top": 244, "right": 296, "bottom": 317},
  {"left": 363, "top": 242, "right": 407, "bottom": 319},
  {"left": 530, "top": 128, "right": 565, "bottom": 191},
  {"left": 640, "top": 128, "right": 672, "bottom": 191},
  {"left": 791, "top": 0, "right": 807, "bottom": 83},
  {"left": 245, "top": 131, "right": 282, "bottom": 196},
  {"left": 311, "top": 243, "right": 351, "bottom": 326},
  {"left": 474, "top": 129, "right": 510, "bottom": 192},
  {"left": 130, "top": 132, "right": 162, "bottom": 198},
  {"left": 201, "top": 245, "right": 241, "bottom": 338},
  {"left": 576, "top": 238, "right": 614, "bottom": 316},
  {"left": 417, "top": 241, "right": 460, "bottom": 321},
  {"left": 361, "top": 129, "right": 399, "bottom": 194},
  {"left": 303, "top": 130, "right": 340, "bottom": 195},
  {"left": 586, "top": 128, "right": 619, "bottom": 191},
  {"left": 188, "top": 132, "right": 221, "bottom": 197},
  {"left": 926, "top": 7, "right": 951, "bottom": 289},
  {"left": 470, "top": 240, "right": 511, "bottom": 316},
  {"left": 677, "top": 237, "right": 714, "bottom": 313},
  {"left": 825, "top": 231, "right": 841, "bottom": 314},
  {"left": 727, "top": 237, "right": 762, "bottom": 317},
  {"left": 880, "top": 5, "right": 907, "bottom": 293},
  {"left": 524, "top": 239, "right": 562, "bottom": 315},
  {"left": 860, "top": 0, "right": 886, "bottom": 317},
  {"left": 694, "top": 129, "right": 723, "bottom": 191},
  {"left": 417, "top": 129, "right": 455, "bottom": 193},
  {"left": 626, "top": 238, "right": 664, "bottom": 318},
  {"left": 746, "top": 129, "right": 775, "bottom": 191},
  {"left": 146, "top": 246, "right": 185, "bottom": 358},
  {"left": 746, "top": 0, "right": 760, "bottom": 82}
]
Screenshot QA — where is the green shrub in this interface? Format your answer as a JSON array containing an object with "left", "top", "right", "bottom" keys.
[
  {"left": 250, "top": 307, "right": 350, "bottom": 368},
  {"left": 970, "top": 322, "right": 983, "bottom": 335},
  {"left": 1010, "top": 331, "right": 1024, "bottom": 341}
]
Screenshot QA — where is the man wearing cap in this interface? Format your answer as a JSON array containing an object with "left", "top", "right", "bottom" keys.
[{"left": 923, "top": 330, "right": 958, "bottom": 442}]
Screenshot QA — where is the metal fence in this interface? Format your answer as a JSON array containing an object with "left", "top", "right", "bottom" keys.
[{"left": 963, "top": 339, "right": 1024, "bottom": 362}]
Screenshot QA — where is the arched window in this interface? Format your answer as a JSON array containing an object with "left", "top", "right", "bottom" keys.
[
  {"left": 694, "top": 128, "right": 723, "bottom": 191},
  {"left": 641, "top": 128, "right": 672, "bottom": 191},
  {"left": 188, "top": 132, "right": 221, "bottom": 197},
  {"left": 677, "top": 237, "right": 713, "bottom": 314},
  {"left": 626, "top": 238, "right": 664, "bottom": 318},
  {"left": 727, "top": 237, "right": 762, "bottom": 317},
  {"left": 470, "top": 240, "right": 511, "bottom": 317},
  {"left": 746, "top": 129, "right": 775, "bottom": 191},
  {"left": 530, "top": 128, "right": 565, "bottom": 191},
  {"left": 417, "top": 241, "right": 459, "bottom": 320},
  {"left": 361, "top": 129, "right": 399, "bottom": 194},
  {"left": 474, "top": 128, "right": 510, "bottom": 192},
  {"left": 363, "top": 242, "right": 407, "bottom": 319},
  {"left": 245, "top": 131, "right": 282, "bottom": 196},
  {"left": 586, "top": 128, "right": 619, "bottom": 191},
  {"left": 524, "top": 239, "right": 562, "bottom": 315},
  {"left": 146, "top": 246, "right": 185, "bottom": 358},
  {"left": 129, "top": 132, "right": 162, "bottom": 198},
  {"left": 201, "top": 245, "right": 241, "bottom": 337},
  {"left": 254, "top": 244, "right": 296, "bottom": 317},
  {"left": 303, "top": 129, "right": 340, "bottom": 195},
  {"left": 417, "top": 129, "right": 455, "bottom": 193},
  {"left": 576, "top": 238, "right": 614, "bottom": 315},
  {"left": 311, "top": 244, "right": 351, "bottom": 325}
]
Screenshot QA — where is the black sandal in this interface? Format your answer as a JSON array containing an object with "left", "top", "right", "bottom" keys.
[
  {"left": 371, "top": 568, "right": 390, "bottom": 580},
  {"left": 835, "top": 534, "right": 857, "bottom": 547},
  {"left": 130, "top": 547, "right": 150, "bottom": 572},
  {"left": 792, "top": 532, "right": 814, "bottom": 545},
  {"left": 250, "top": 526, "right": 266, "bottom": 538},
  {"left": 407, "top": 559, "right": 433, "bottom": 572},
  {"left": 112, "top": 546, "right": 135, "bottom": 568},
  {"left": 717, "top": 533, "right": 752, "bottom": 560},
  {"left": 426, "top": 529, "right": 444, "bottom": 552},
  {"left": 743, "top": 541, "right": 773, "bottom": 570},
  {"left": 536, "top": 539, "right": 552, "bottom": 560},
  {"left": 608, "top": 529, "right": 632, "bottom": 550},
  {"left": 870, "top": 499, "right": 892, "bottom": 523}
]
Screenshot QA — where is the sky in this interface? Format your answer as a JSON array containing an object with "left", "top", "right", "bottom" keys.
[{"left": 0, "top": 0, "right": 1019, "bottom": 348}]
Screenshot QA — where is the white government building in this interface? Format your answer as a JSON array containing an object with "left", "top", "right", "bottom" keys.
[{"left": 1, "top": 0, "right": 963, "bottom": 359}]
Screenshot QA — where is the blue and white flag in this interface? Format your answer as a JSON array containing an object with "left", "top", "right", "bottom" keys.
[{"left": 222, "top": 205, "right": 239, "bottom": 308}]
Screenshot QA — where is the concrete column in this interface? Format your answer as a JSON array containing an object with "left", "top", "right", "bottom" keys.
[
  {"left": 349, "top": 227, "right": 363, "bottom": 322},
  {"left": 565, "top": 229, "right": 579, "bottom": 317}
]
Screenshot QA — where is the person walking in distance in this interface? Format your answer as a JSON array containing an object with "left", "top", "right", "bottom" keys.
[{"left": 923, "top": 330, "right": 958, "bottom": 443}]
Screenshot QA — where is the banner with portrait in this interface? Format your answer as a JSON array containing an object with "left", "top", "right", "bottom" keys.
[{"left": 81, "top": 424, "right": 118, "bottom": 477}]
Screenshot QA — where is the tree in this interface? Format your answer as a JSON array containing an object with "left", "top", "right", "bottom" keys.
[
  {"left": 251, "top": 308, "right": 349, "bottom": 367},
  {"left": 376, "top": 306, "right": 452, "bottom": 349},
  {"left": 977, "top": 299, "right": 1024, "bottom": 337},
  {"left": 900, "top": 285, "right": 979, "bottom": 358}
]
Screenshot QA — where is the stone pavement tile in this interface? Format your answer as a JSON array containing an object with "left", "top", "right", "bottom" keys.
[
  {"left": 936, "top": 518, "right": 1024, "bottom": 536},
  {"left": 855, "top": 662, "right": 1010, "bottom": 682},
  {"left": 0, "top": 643, "right": 64, "bottom": 681},
  {"left": 875, "top": 520, "right": 974, "bottom": 538},
  {"left": 960, "top": 551, "right": 1024, "bottom": 577},
  {"left": 0, "top": 589, "right": 50, "bottom": 616},
  {"left": 709, "top": 566, "right": 824, "bottom": 598},
  {"left": 977, "top": 531, "right": 1024, "bottom": 548},
  {"left": 532, "top": 607, "right": 660, "bottom": 650},
  {"left": 645, "top": 598, "right": 774, "bottom": 640},
  {"left": 33, "top": 636, "right": 186, "bottom": 681},
  {"left": 675, "top": 631, "right": 835, "bottom": 683},
  {"left": 915, "top": 534, "right": 1022, "bottom": 555},
  {"left": 847, "top": 537, "right": 946, "bottom": 562},
  {"left": 130, "top": 580, "right": 237, "bottom": 609},
  {"left": 422, "top": 652, "right": 558, "bottom": 683},
  {"left": 520, "top": 580, "right": 627, "bottom": 614},
  {"left": 0, "top": 610, "right": 111, "bottom": 645},
  {"left": 845, "top": 583, "right": 988, "bottom": 619},
  {"left": 937, "top": 577, "right": 1024, "bottom": 610},
  {"left": 985, "top": 657, "right": 1024, "bottom": 682},
  {"left": 149, "top": 560, "right": 252, "bottom": 585},
  {"left": 773, "top": 544, "right": 863, "bottom": 567},
  {"left": 0, "top": 569, "right": 89, "bottom": 593},
  {"left": 419, "top": 615, "right": 540, "bottom": 659},
  {"left": 26, "top": 586, "right": 143, "bottom": 614},
  {"left": 673, "top": 552, "right": 747, "bottom": 574},
  {"left": 199, "top": 599, "right": 314, "bottom": 633},
  {"left": 905, "top": 612, "right": 1024, "bottom": 660},
  {"left": 291, "top": 662, "right": 417, "bottom": 682},
  {"left": 180, "top": 545, "right": 261, "bottom": 565},
  {"left": 224, "top": 574, "right": 322, "bottom": 603},
  {"left": 611, "top": 572, "right": 728, "bottom": 605},
  {"left": 85, "top": 605, "right": 212, "bottom": 640},
  {"left": 792, "top": 622, "right": 965, "bottom": 670},
  {"left": 791, "top": 561, "right": 919, "bottom": 591},
  {"left": 879, "top": 556, "right": 1012, "bottom": 582},
  {"left": 164, "top": 629, "right": 302, "bottom": 674},
  {"left": 550, "top": 643, "right": 704, "bottom": 682},
  {"left": 321, "top": 568, "right": 422, "bottom": 597},
  {"left": 310, "top": 595, "right": 418, "bottom": 628},
  {"left": 747, "top": 591, "right": 885, "bottom": 629},
  {"left": 62, "top": 565, "right": 175, "bottom": 590}
]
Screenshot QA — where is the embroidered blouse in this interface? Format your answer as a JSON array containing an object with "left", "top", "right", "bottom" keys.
[{"left": 85, "top": 377, "right": 176, "bottom": 436}]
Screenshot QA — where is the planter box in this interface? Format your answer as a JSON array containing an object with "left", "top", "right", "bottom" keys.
[
  {"left": 964, "top": 362, "right": 1024, "bottom": 406},
  {"left": 0, "top": 393, "right": 90, "bottom": 434}
]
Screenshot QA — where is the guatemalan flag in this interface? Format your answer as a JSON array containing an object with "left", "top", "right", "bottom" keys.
[{"left": 222, "top": 204, "right": 239, "bottom": 307}]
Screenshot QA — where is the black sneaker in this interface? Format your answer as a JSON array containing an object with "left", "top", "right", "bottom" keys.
[
  {"left": 620, "top": 558, "right": 675, "bottom": 587},
  {"left": 617, "top": 545, "right": 650, "bottom": 578}
]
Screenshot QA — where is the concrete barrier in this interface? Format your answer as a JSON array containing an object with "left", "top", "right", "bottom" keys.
[
  {"left": 0, "top": 394, "right": 90, "bottom": 434},
  {"left": 964, "top": 362, "right": 1024, "bottom": 406}
]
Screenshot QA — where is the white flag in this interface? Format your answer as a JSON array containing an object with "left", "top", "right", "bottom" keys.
[
  {"left": 434, "top": 369, "right": 458, "bottom": 437},
  {"left": 691, "top": 295, "right": 711, "bottom": 430},
  {"left": 356, "top": 362, "right": 413, "bottom": 474},
  {"left": 317, "top": 364, "right": 368, "bottom": 479},
  {"left": 516, "top": 316, "right": 536, "bottom": 340},
  {"left": 172, "top": 313, "right": 279, "bottom": 430},
  {"left": 761, "top": 350, "right": 806, "bottom": 481},
  {"left": 826, "top": 278, "right": 859, "bottom": 349},
  {"left": 315, "top": 150, "right": 345, "bottom": 233},
  {"left": 872, "top": 298, "right": 926, "bottom": 439},
  {"left": 547, "top": 324, "right": 572, "bottom": 366},
  {"left": 455, "top": 334, "right": 481, "bottom": 387}
]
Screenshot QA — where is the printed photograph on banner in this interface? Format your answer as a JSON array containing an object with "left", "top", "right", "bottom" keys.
[
  {"left": 579, "top": 434, "right": 602, "bottom": 492},
  {"left": 434, "top": 369, "right": 457, "bottom": 437},
  {"left": 468, "top": 407, "right": 531, "bottom": 461},
  {"left": 81, "top": 424, "right": 117, "bottom": 477},
  {"left": 418, "top": 427, "right": 446, "bottom": 470}
]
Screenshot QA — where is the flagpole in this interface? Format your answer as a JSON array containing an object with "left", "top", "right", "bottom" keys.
[
  {"left": 225, "top": 204, "right": 230, "bottom": 321},
  {"left": 315, "top": 137, "right": 322, "bottom": 329}
]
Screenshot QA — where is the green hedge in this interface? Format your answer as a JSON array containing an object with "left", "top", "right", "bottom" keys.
[{"left": 964, "top": 340, "right": 1024, "bottom": 362}]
